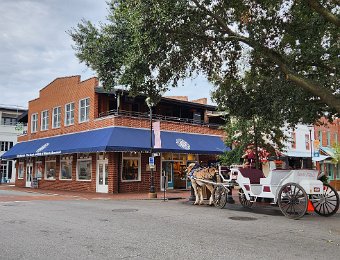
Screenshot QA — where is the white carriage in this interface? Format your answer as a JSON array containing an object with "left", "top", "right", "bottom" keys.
[{"left": 212, "top": 166, "right": 340, "bottom": 219}]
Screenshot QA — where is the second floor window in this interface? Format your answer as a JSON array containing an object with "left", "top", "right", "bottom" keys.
[
  {"left": 335, "top": 133, "right": 338, "bottom": 145},
  {"left": 327, "top": 131, "right": 331, "bottom": 146},
  {"left": 305, "top": 134, "right": 310, "bottom": 150},
  {"left": 31, "top": 113, "right": 38, "bottom": 133},
  {"left": 41, "top": 110, "right": 49, "bottom": 131},
  {"left": 291, "top": 132, "right": 296, "bottom": 149},
  {"left": 52, "top": 106, "right": 61, "bottom": 129},
  {"left": 318, "top": 130, "right": 323, "bottom": 146},
  {"left": 65, "top": 103, "right": 74, "bottom": 126},
  {"left": 79, "top": 98, "right": 90, "bottom": 123},
  {"left": 0, "top": 141, "right": 13, "bottom": 151},
  {"left": 1, "top": 117, "right": 17, "bottom": 126}
]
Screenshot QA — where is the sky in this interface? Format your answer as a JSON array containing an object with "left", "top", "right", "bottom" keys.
[{"left": 0, "top": 0, "right": 215, "bottom": 109}]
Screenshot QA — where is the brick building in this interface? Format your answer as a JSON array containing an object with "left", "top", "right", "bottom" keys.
[
  {"left": 2, "top": 76, "right": 227, "bottom": 193},
  {"left": 314, "top": 117, "right": 340, "bottom": 189}
]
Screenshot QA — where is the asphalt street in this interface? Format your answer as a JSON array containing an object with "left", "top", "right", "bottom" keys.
[{"left": 0, "top": 190, "right": 339, "bottom": 260}]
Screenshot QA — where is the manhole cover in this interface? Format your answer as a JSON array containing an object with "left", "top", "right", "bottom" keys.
[
  {"left": 2, "top": 204, "right": 15, "bottom": 207},
  {"left": 112, "top": 209, "right": 138, "bottom": 213},
  {"left": 229, "top": 216, "right": 257, "bottom": 221}
]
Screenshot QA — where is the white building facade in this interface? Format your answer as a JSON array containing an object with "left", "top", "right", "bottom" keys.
[
  {"left": 283, "top": 124, "right": 315, "bottom": 169},
  {"left": 0, "top": 106, "right": 27, "bottom": 183}
]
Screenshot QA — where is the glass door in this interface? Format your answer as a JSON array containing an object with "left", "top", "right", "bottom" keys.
[
  {"left": 162, "top": 161, "right": 174, "bottom": 189},
  {"left": 26, "top": 163, "right": 33, "bottom": 187},
  {"left": 96, "top": 160, "right": 108, "bottom": 193}
]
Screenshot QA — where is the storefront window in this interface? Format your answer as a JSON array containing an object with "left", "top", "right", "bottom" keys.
[
  {"left": 161, "top": 153, "right": 172, "bottom": 160},
  {"left": 60, "top": 157, "right": 72, "bottom": 180},
  {"left": 1, "top": 161, "right": 7, "bottom": 180},
  {"left": 77, "top": 159, "right": 92, "bottom": 181},
  {"left": 45, "top": 159, "right": 56, "bottom": 180},
  {"left": 121, "top": 152, "right": 140, "bottom": 181},
  {"left": 180, "top": 153, "right": 187, "bottom": 162},
  {"left": 18, "top": 162, "right": 24, "bottom": 179},
  {"left": 187, "top": 154, "right": 198, "bottom": 161},
  {"left": 35, "top": 161, "right": 43, "bottom": 179},
  {"left": 173, "top": 153, "right": 180, "bottom": 160},
  {"left": 326, "top": 164, "right": 334, "bottom": 180}
]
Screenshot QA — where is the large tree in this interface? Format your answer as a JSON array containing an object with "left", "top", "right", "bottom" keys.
[
  {"left": 219, "top": 116, "right": 287, "bottom": 168},
  {"left": 69, "top": 0, "right": 339, "bottom": 121}
]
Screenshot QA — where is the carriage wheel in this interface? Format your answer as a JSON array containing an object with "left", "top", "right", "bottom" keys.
[
  {"left": 213, "top": 185, "right": 228, "bottom": 209},
  {"left": 311, "top": 184, "right": 339, "bottom": 217},
  {"left": 238, "top": 189, "right": 253, "bottom": 208},
  {"left": 278, "top": 183, "right": 307, "bottom": 219}
]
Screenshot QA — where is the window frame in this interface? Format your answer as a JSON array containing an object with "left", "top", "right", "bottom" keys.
[
  {"left": 79, "top": 97, "right": 90, "bottom": 123},
  {"left": 318, "top": 130, "right": 323, "bottom": 146},
  {"left": 326, "top": 131, "right": 331, "bottom": 146},
  {"left": 45, "top": 159, "right": 57, "bottom": 180},
  {"left": 291, "top": 132, "right": 296, "bottom": 149},
  {"left": 65, "top": 102, "right": 75, "bottom": 126},
  {"left": 18, "top": 162, "right": 24, "bottom": 179},
  {"left": 31, "top": 113, "right": 38, "bottom": 133},
  {"left": 76, "top": 158, "right": 92, "bottom": 181},
  {"left": 52, "top": 106, "right": 61, "bottom": 129},
  {"left": 35, "top": 161, "right": 43, "bottom": 180},
  {"left": 326, "top": 164, "right": 334, "bottom": 181},
  {"left": 121, "top": 152, "right": 141, "bottom": 182},
  {"left": 60, "top": 157, "right": 73, "bottom": 180},
  {"left": 41, "top": 110, "right": 49, "bottom": 131},
  {"left": 305, "top": 134, "right": 310, "bottom": 150}
]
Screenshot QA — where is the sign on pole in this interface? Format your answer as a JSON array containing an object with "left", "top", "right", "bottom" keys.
[{"left": 149, "top": 157, "right": 155, "bottom": 169}]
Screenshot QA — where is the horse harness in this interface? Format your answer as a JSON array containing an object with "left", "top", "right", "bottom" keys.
[{"left": 188, "top": 165, "right": 218, "bottom": 183}]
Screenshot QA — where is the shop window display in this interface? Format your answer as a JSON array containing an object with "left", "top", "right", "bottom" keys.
[
  {"left": 18, "top": 162, "right": 24, "bottom": 179},
  {"left": 35, "top": 161, "right": 43, "bottom": 179},
  {"left": 77, "top": 159, "right": 92, "bottom": 180},
  {"left": 122, "top": 152, "right": 140, "bottom": 181},
  {"left": 45, "top": 159, "right": 56, "bottom": 180},
  {"left": 60, "top": 157, "right": 73, "bottom": 180}
]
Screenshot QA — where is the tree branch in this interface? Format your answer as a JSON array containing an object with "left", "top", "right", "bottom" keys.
[
  {"left": 306, "top": 0, "right": 340, "bottom": 27},
  {"left": 191, "top": 0, "right": 340, "bottom": 113}
]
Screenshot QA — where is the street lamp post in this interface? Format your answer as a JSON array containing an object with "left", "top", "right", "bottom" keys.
[
  {"left": 146, "top": 97, "right": 157, "bottom": 198},
  {"left": 308, "top": 125, "right": 313, "bottom": 169}
]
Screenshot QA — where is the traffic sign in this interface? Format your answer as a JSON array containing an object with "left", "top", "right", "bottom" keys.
[{"left": 149, "top": 157, "right": 155, "bottom": 168}]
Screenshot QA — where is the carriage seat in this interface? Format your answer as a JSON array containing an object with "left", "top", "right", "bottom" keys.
[{"left": 238, "top": 168, "right": 265, "bottom": 184}]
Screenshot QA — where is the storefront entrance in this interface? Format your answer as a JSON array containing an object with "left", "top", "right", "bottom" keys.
[
  {"left": 162, "top": 161, "right": 174, "bottom": 189},
  {"left": 96, "top": 160, "right": 108, "bottom": 193},
  {"left": 161, "top": 153, "right": 198, "bottom": 190},
  {"left": 25, "top": 163, "right": 33, "bottom": 188}
]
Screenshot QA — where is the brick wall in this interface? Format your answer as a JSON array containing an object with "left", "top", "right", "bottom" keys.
[
  {"left": 314, "top": 117, "right": 340, "bottom": 147},
  {"left": 17, "top": 75, "right": 224, "bottom": 143},
  {"left": 21, "top": 76, "right": 99, "bottom": 141}
]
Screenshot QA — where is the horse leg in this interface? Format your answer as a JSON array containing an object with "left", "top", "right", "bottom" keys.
[
  {"left": 206, "top": 184, "right": 215, "bottom": 206},
  {"left": 198, "top": 186, "right": 204, "bottom": 205},
  {"left": 191, "top": 181, "right": 200, "bottom": 205}
]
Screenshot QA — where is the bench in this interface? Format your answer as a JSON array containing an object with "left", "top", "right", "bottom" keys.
[{"left": 238, "top": 168, "right": 265, "bottom": 184}]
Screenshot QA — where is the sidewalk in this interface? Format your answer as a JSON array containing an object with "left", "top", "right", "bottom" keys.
[{"left": 0, "top": 184, "right": 191, "bottom": 202}]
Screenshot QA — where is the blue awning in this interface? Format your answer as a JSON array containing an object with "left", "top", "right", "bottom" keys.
[
  {"left": 1, "top": 127, "right": 228, "bottom": 159},
  {"left": 155, "top": 131, "right": 229, "bottom": 154}
]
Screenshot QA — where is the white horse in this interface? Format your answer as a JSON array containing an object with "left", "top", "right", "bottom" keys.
[{"left": 186, "top": 163, "right": 218, "bottom": 205}]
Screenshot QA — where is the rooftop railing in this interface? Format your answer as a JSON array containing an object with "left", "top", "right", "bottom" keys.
[{"left": 98, "top": 109, "right": 222, "bottom": 129}]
